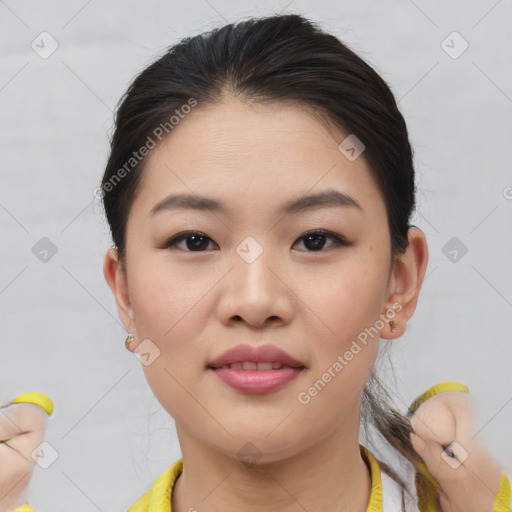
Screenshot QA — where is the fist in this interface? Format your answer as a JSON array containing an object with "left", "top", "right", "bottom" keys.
[
  {"left": 0, "top": 393, "right": 53, "bottom": 512},
  {"left": 409, "top": 388, "right": 504, "bottom": 512}
]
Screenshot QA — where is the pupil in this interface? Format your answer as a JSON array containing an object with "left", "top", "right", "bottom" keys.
[
  {"left": 187, "top": 235, "right": 208, "bottom": 251},
  {"left": 305, "top": 233, "right": 325, "bottom": 251}
]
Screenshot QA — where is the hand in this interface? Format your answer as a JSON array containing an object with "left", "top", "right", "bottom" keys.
[
  {"left": 409, "top": 389, "right": 504, "bottom": 512},
  {"left": 0, "top": 395, "right": 52, "bottom": 512}
]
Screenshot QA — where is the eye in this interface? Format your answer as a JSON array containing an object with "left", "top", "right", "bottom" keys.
[
  {"left": 162, "top": 231, "right": 218, "bottom": 252},
  {"left": 161, "top": 229, "right": 349, "bottom": 253},
  {"left": 293, "top": 230, "right": 349, "bottom": 252}
]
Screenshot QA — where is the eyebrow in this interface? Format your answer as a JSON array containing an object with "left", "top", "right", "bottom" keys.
[{"left": 149, "top": 189, "right": 363, "bottom": 218}]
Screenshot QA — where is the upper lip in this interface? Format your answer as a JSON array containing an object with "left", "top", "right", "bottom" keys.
[{"left": 208, "top": 344, "right": 305, "bottom": 369}]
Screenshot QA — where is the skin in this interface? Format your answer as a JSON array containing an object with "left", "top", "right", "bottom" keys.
[
  {"left": 410, "top": 391, "right": 505, "bottom": 512},
  {"left": 0, "top": 403, "right": 49, "bottom": 512},
  {"left": 104, "top": 96, "right": 429, "bottom": 512}
]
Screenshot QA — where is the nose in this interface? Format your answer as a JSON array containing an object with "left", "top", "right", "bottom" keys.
[{"left": 216, "top": 242, "right": 294, "bottom": 328}]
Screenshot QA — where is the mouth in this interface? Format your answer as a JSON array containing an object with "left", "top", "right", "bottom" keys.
[
  {"left": 207, "top": 343, "right": 306, "bottom": 370},
  {"left": 207, "top": 344, "right": 306, "bottom": 394},
  {"left": 208, "top": 361, "right": 305, "bottom": 371}
]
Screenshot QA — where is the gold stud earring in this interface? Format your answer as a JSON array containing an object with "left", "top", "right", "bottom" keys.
[
  {"left": 125, "top": 333, "right": 136, "bottom": 349},
  {"left": 389, "top": 320, "right": 397, "bottom": 332}
]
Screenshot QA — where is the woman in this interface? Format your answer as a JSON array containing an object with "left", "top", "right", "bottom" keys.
[
  {"left": 101, "top": 13, "right": 509, "bottom": 512},
  {"left": 4, "top": 12, "right": 509, "bottom": 512}
]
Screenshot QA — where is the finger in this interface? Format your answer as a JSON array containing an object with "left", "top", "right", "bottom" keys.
[
  {"left": 0, "top": 409, "right": 24, "bottom": 442},
  {"left": 410, "top": 400, "right": 458, "bottom": 447},
  {"left": 0, "top": 403, "right": 49, "bottom": 439},
  {"left": 0, "top": 430, "right": 31, "bottom": 444},
  {"left": 0, "top": 437, "right": 34, "bottom": 464}
]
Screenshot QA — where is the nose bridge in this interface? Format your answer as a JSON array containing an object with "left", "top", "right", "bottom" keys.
[{"left": 232, "top": 234, "right": 275, "bottom": 294}]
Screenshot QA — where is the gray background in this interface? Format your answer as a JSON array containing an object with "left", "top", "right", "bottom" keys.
[{"left": 1, "top": 0, "right": 511, "bottom": 510}]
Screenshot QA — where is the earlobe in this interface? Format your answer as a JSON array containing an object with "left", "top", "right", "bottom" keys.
[
  {"left": 381, "top": 227, "right": 429, "bottom": 340},
  {"left": 103, "top": 247, "right": 135, "bottom": 333}
]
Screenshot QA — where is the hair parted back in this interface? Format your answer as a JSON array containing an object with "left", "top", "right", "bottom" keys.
[{"left": 101, "top": 13, "right": 433, "bottom": 502}]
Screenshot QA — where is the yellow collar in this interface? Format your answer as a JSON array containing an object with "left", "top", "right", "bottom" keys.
[
  {"left": 360, "top": 445, "right": 385, "bottom": 511},
  {"left": 129, "top": 445, "right": 388, "bottom": 512}
]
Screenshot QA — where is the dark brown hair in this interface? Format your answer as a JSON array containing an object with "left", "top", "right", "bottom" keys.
[{"left": 101, "top": 13, "right": 434, "bottom": 504}]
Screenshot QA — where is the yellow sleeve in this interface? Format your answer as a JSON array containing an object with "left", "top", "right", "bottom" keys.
[
  {"left": 9, "top": 392, "right": 54, "bottom": 416},
  {"left": 8, "top": 504, "right": 36, "bottom": 512},
  {"left": 407, "top": 381, "right": 469, "bottom": 418},
  {"left": 494, "top": 472, "right": 511, "bottom": 512},
  {"left": 126, "top": 487, "right": 152, "bottom": 511}
]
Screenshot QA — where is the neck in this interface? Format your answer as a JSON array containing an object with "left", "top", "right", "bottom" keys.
[{"left": 171, "top": 409, "right": 372, "bottom": 512}]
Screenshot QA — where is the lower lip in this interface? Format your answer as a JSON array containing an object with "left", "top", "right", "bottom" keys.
[{"left": 209, "top": 367, "right": 304, "bottom": 394}]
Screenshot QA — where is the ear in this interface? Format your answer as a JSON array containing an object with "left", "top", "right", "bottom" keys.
[
  {"left": 380, "top": 226, "right": 429, "bottom": 340},
  {"left": 103, "top": 247, "right": 137, "bottom": 336}
]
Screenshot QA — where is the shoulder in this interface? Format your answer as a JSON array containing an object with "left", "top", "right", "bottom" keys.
[{"left": 127, "top": 458, "right": 183, "bottom": 512}]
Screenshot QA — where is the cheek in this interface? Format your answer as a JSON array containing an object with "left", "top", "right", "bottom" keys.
[
  {"left": 127, "top": 258, "right": 213, "bottom": 406},
  {"left": 302, "top": 250, "right": 389, "bottom": 352},
  {"left": 293, "top": 259, "right": 386, "bottom": 428},
  {"left": 134, "top": 281, "right": 209, "bottom": 424},
  {"left": 127, "top": 255, "right": 208, "bottom": 339}
]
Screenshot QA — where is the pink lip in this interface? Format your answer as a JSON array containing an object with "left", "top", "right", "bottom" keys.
[
  {"left": 210, "top": 367, "right": 304, "bottom": 394},
  {"left": 207, "top": 344, "right": 306, "bottom": 395},
  {"left": 208, "top": 344, "right": 305, "bottom": 369}
]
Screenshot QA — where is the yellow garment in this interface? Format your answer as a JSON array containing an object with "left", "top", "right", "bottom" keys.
[
  {"left": 10, "top": 456, "right": 510, "bottom": 512},
  {"left": 127, "top": 445, "right": 512, "bottom": 512},
  {"left": 126, "top": 381, "right": 511, "bottom": 512},
  {"left": 7, "top": 505, "right": 35, "bottom": 512},
  {"left": 495, "top": 473, "right": 512, "bottom": 512},
  {"left": 407, "top": 381, "right": 469, "bottom": 417},
  {"left": 8, "top": 384, "right": 511, "bottom": 512},
  {"left": 8, "top": 392, "right": 54, "bottom": 416},
  {"left": 126, "top": 445, "right": 399, "bottom": 512}
]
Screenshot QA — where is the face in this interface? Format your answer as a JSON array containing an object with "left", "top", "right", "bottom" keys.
[{"left": 106, "top": 97, "right": 409, "bottom": 463}]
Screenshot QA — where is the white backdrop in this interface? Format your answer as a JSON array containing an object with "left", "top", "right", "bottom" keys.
[{"left": 1, "top": 1, "right": 511, "bottom": 510}]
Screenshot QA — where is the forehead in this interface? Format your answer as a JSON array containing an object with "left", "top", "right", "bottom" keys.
[
  {"left": 134, "top": 97, "right": 385, "bottom": 220},
  {"left": 159, "top": 97, "right": 343, "bottom": 164}
]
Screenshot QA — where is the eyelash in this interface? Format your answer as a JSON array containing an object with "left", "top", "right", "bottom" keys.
[{"left": 161, "top": 230, "right": 350, "bottom": 252}]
